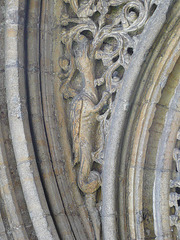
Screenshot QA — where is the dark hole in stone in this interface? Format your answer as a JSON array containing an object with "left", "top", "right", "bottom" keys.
[
  {"left": 127, "top": 47, "right": 133, "bottom": 55},
  {"left": 115, "top": 65, "right": 125, "bottom": 80},
  {"left": 129, "top": 7, "right": 139, "bottom": 17},
  {"left": 112, "top": 55, "right": 119, "bottom": 63},
  {"left": 150, "top": 4, "right": 157, "bottom": 16},
  {"left": 100, "top": 37, "right": 117, "bottom": 52},
  {"left": 91, "top": 11, "right": 100, "bottom": 24},
  {"left": 81, "top": 30, "right": 93, "bottom": 40},
  {"left": 176, "top": 187, "right": 180, "bottom": 193},
  {"left": 106, "top": 112, "right": 111, "bottom": 120},
  {"left": 99, "top": 104, "right": 109, "bottom": 115},
  {"left": 108, "top": 5, "right": 121, "bottom": 15},
  {"left": 104, "top": 37, "right": 117, "bottom": 45},
  {"left": 118, "top": 21, "right": 122, "bottom": 27},
  {"left": 112, "top": 92, "right": 116, "bottom": 102}
]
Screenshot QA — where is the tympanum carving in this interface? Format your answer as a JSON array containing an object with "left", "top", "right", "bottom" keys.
[{"left": 59, "top": 0, "right": 157, "bottom": 238}]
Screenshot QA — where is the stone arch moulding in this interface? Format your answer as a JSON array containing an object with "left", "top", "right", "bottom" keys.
[{"left": 0, "top": 0, "right": 179, "bottom": 239}]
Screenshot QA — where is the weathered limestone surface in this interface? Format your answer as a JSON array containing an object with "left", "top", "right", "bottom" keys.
[{"left": 0, "top": 0, "right": 179, "bottom": 239}]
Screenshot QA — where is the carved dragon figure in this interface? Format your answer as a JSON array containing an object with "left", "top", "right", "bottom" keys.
[
  {"left": 59, "top": 0, "right": 154, "bottom": 238},
  {"left": 70, "top": 35, "right": 111, "bottom": 194},
  {"left": 69, "top": 35, "right": 111, "bottom": 239},
  {"left": 60, "top": 32, "right": 111, "bottom": 239}
]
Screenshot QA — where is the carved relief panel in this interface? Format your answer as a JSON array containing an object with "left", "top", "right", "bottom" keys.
[
  {"left": 1, "top": 0, "right": 179, "bottom": 239},
  {"left": 58, "top": 0, "right": 158, "bottom": 238}
]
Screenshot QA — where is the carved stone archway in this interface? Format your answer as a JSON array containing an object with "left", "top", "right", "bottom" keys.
[{"left": 0, "top": 0, "right": 179, "bottom": 239}]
